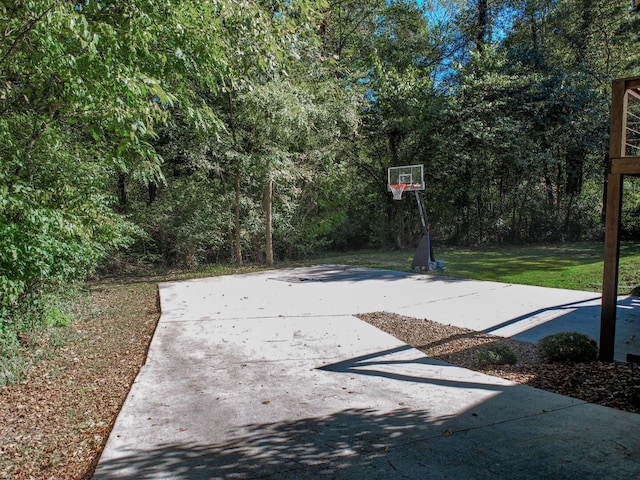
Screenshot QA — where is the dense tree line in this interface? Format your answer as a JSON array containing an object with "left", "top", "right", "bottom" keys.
[{"left": 1, "top": 0, "right": 639, "bottom": 343}]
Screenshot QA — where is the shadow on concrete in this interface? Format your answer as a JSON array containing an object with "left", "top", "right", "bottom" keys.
[
  {"left": 269, "top": 266, "right": 474, "bottom": 284},
  {"left": 479, "top": 296, "right": 640, "bottom": 361},
  {"left": 318, "top": 345, "right": 513, "bottom": 393},
  {"left": 270, "top": 267, "right": 412, "bottom": 283},
  {"left": 482, "top": 296, "right": 601, "bottom": 341},
  {"left": 93, "top": 407, "right": 452, "bottom": 479},
  {"left": 93, "top": 360, "right": 639, "bottom": 479}
]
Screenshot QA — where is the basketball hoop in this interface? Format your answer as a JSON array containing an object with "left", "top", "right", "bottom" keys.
[
  {"left": 390, "top": 183, "right": 406, "bottom": 201},
  {"left": 387, "top": 165, "right": 424, "bottom": 197}
]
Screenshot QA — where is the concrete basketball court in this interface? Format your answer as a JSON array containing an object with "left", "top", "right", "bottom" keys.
[{"left": 94, "top": 266, "right": 640, "bottom": 479}]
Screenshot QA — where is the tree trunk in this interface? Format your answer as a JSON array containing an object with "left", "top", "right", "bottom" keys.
[
  {"left": 227, "top": 89, "right": 243, "bottom": 267},
  {"left": 476, "top": 0, "right": 488, "bottom": 53},
  {"left": 543, "top": 162, "right": 554, "bottom": 208},
  {"left": 234, "top": 166, "right": 242, "bottom": 266},
  {"left": 389, "top": 131, "right": 400, "bottom": 165},
  {"left": 263, "top": 177, "right": 274, "bottom": 266},
  {"left": 565, "top": 146, "right": 584, "bottom": 196},
  {"left": 575, "top": 0, "right": 593, "bottom": 67},
  {"left": 117, "top": 172, "right": 128, "bottom": 210},
  {"left": 148, "top": 182, "right": 158, "bottom": 205}
]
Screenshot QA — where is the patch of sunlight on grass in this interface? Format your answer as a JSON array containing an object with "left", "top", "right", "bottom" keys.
[{"left": 310, "top": 242, "right": 640, "bottom": 294}]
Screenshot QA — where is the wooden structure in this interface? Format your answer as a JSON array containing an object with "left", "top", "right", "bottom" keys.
[{"left": 601, "top": 76, "right": 640, "bottom": 362}]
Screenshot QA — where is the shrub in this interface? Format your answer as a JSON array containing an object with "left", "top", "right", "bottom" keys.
[
  {"left": 476, "top": 343, "right": 518, "bottom": 366},
  {"left": 538, "top": 332, "right": 598, "bottom": 363}
]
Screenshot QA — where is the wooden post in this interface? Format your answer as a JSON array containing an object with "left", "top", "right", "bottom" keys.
[
  {"left": 600, "top": 172, "right": 622, "bottom": 362},
  {"left": 599, "top": 79, "right": 626, "bottom": 362}
]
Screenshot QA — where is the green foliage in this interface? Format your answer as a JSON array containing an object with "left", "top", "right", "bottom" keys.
[
  {"left": 0, "top": 124, "right": 141, "bottom": 322},
  {"left": 0, "top": 1, "right": 171, "bottom": 337},
  {"left": 3, "top": 0, "right": 640, "bottom": 349},
  {"left": 538, "top": 332, "right": 598, "bottom": 363},
  {"left": 476, "top": 343, "right": 518, "bottom": 366},
  {"left": 133, "top": 176, "right": 230, "bottom": 267}
]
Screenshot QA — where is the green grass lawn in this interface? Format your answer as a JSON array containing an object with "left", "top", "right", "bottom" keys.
[{"left": 309, "top": 242, "right": 640, "bottom": 294}]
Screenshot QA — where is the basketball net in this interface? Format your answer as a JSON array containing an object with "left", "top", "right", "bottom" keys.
[{"left": 390, "top": 184, "right": 406, "bottom": 201}]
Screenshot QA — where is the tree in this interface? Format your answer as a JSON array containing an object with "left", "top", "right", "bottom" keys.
[{"left": 0, "top": 0, "right": 217, "bottom": 338}]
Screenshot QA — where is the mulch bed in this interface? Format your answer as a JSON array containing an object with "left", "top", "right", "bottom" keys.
[{"left": 358, "top": 311, "right": 640, "bottom": 414}]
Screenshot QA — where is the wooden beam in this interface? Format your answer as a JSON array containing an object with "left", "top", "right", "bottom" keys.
[
  {"left": 608, "top": 79, "right": 626, "bottom": 168},
  {"left": 611, "top": 157, "right": 640, "bottom": 175}
]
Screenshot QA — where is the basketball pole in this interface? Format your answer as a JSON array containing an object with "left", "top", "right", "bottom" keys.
[
  {"left": 415, "top": 191, "right": 428, "bottom": 236},
  {"left": 411, "top": 191, "right": 434, "bottom": 271}
]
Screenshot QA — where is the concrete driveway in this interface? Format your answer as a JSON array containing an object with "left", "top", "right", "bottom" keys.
[{"left": 93, "top": 266, "right": 640, "bottom": 479}]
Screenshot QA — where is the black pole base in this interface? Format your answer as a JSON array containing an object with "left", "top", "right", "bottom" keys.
[{"left": 411, "top": 234, "right": 433, "bottom": 271}]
